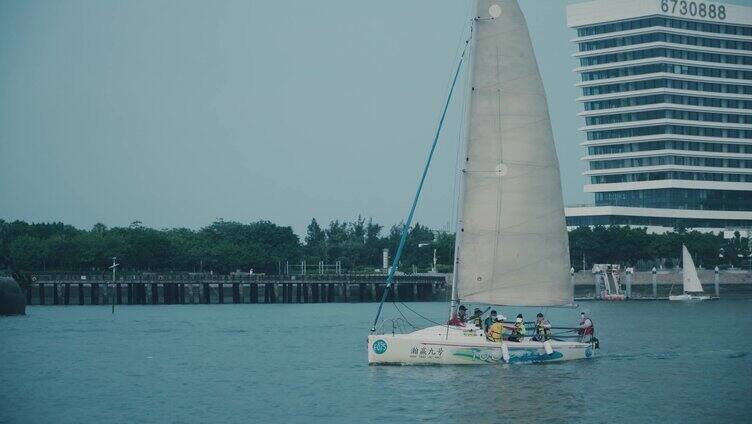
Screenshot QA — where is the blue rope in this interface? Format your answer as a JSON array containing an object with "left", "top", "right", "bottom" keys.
[{"left": 371, "top": 37, "right": 471, "bottom": 332}]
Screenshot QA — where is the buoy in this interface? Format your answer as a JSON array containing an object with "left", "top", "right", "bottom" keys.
[
  {"left": 543, "top": 340, "right": 554, "bottom": 355},
  {"left": 501, "top": 342, "right": 510, "bottom": 363}
]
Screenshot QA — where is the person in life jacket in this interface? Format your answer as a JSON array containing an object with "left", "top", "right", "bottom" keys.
[
  {"left": 578, "top": 311, "right": 594, "bottom": 342},
  {"left": 447, "top": 305, "right": 468, "bottom": 326},
  {"left": 508, "top": 314, "right": 527, "bottom": 342},
  {"left": 532, "top": 312, "right": 552, "bottom": 342},
  {"left": 470, "top": 308, "right": 484, "bottom": 328},
  {"left": 486, "top": 314, "right": 506, "bottom": 342},
  {"left": 484, "top": 310, "right": 498, "bottom": 332}
]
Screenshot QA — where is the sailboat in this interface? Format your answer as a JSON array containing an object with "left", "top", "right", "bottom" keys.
[
  {"left": 669, "top": 245, "right": 711, "bottom": 301},
  {"left": 367, "top": 0, "right": 595, "bottom": 365}
]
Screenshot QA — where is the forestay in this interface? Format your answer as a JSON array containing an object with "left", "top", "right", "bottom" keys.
[
  {"left": 456, "top": 0, "right": 571, "bottom": 306},
  {"left": 682, "top": 245, "right": 704, "bottom": 293}
]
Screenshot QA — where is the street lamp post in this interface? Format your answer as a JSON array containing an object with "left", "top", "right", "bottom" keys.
[
  {"left": 109, "top": 257, "right": 119, "bottom": 314},
  {"left": 433, "top": 248, "right": 437, "bottom": 273},
  {"left": 418, "top": 243, "right": 437, "bottom": 273}
]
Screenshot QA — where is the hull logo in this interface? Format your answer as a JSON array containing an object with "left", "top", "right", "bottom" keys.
[{"left": 373, "top": 339, "right": 388, "bottom": 354}]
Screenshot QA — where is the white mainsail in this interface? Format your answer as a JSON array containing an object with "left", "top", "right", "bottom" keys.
[
  {"left": 682, "top": 245, "right": 704, "bottom": 293},
  {"left": 455, "top": 0, "right": 571, "bottom": 306}
]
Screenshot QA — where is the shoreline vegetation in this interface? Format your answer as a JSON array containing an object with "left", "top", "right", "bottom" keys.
[{"left": 1, "top": 218, "right": 749, "bottom": 276}]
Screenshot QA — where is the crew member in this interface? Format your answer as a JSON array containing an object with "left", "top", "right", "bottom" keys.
[
  {"left": 508, "top": 314, "right": 526, "bottom": 342},
  {"left": 578, "top": 311, "right": 594, "bottom": 342},
  {"left": 447, "top": 305, "right": 468, "bottom": 326},
  {"left": 487, "top": 314, "right": 505, "bottom": 342},
  {"left": 484, "top": 310, "right": 498, "bottom": 331},
  {"left": 533, "top": 312, "right": 551, "bottom": 342},
  {"left": 470, "top": 308, "right": 484, "bottom": 328}
]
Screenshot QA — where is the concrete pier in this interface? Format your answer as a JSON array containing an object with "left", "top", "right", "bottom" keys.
[
  {"left": 571, "top": 269, "right": 752, "bottom": 300},
  {"left": 22, "top": 274, "right": 447, "bottom": 306}
]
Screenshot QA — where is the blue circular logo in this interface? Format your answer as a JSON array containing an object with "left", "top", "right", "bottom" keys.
[{"left": 373, "top": 339, "right": 388, "bottom": 354}]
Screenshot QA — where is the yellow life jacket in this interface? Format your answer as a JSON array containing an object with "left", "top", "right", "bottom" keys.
[
  {"left": 488, "top": 322, "right": 504, "bottom": 342},
  {"left": 536, "top": 324, "right": 550, "bottom": 340},
  {"left": 473, "top": 316, "right": 483, "bottom": 328}
]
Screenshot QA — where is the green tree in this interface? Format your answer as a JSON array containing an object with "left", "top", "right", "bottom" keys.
[{"left": 304, "top": 218, "right": 326, "bottom": 262}]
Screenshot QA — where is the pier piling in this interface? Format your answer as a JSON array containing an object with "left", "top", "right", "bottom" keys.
[
  {"left": 232, "top": 283, "right": 240, "bottom": 304},
  {"left": 22, "top": 274, "right": 446, "bottom": 305},
  {"left": 250, "top": 283, "right": 258, "bottom": 303}
]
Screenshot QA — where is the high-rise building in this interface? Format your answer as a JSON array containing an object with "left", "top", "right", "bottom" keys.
[{"left": 565, "top": 0, "right": 752, "bottom": 233}]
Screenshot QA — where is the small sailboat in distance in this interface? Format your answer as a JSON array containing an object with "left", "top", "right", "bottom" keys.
[
  {"left": 367, "top": 0, "right": 596, "bottom": 365},
  {"left": 669, "top": 245, "right": 711, "bottom": 301}
]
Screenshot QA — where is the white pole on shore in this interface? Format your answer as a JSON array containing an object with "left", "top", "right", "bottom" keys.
[
  {"left": 652, "top": 267, "right": 657, "bottom": 299},
  {"left": 570, "top": 267, "right": 575, "bottom": 290},
  {"left": 626, "top": 269, "right": 632, "bottom": 299},
  {"left": 714, "top": 266, "right": 720, "bottom": 298},
  {"left": 109, "top": 257, "right": 119, "bottom": 314}
]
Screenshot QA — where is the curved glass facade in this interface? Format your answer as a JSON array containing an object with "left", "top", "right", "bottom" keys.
[
  {"left": 591, "top": 171, "right": 752, "bottom": 184},
  {"left": 582, "top": 78, "right": 752, "bottom": 96},
  {"left": 579, "top": 32, "right": 752, "bottom": 52},
  {"left": 580, "top": 48, "right": 752, "bottom": 67},
  {"left": 566, "top": 214, "right": 752, "bottom": 228},
  {"left": 584, "top": 95, "right": 752, "bottom": 111},
  {"left": 595, "top": 189, "right": 752, "bottom": 210},
  {"left": 576, "top": 16, "right": 752, "bottom": 38},
  {"left": 582, "top": 63, "right": 752, "bottom": 82},
  {"left": 588, "top": 141, "right": 752, "bottom": 155}
]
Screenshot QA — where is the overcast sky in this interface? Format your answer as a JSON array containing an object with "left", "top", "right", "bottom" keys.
[{"left": 2, "top": 0, "right": 747, "bottom": 234}]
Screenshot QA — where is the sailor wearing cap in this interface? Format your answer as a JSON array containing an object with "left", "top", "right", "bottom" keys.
[
  {"left": 486, "top": 313, "right": 506, "bottom": 343},
  {"left": 508, "top": 314, "right": 527, "bottom": 342}
]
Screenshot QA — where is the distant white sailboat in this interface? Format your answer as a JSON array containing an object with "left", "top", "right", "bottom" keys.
[
  {"left": 367, "top": 0, "right": 595, "bottom": 365},
  {"left": 669, "top": 245, "right": 711, "bottom": 301}
]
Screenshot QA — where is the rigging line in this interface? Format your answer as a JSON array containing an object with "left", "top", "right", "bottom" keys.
[
  {"left": 398, "top": 301, "right": 447, "bottom": 328},
  {"left": 450, "top": 2, "right": 475, "bottom": 233},
  {"left": 371, "top": 27, "right": 473, "bottom": 333},
  {"left": 450, "top": 51, "right": 470, "bottom": 233},
  {"left": 391, "top": 301, "right": 417, "bottom": 330},
  {"left": 438, "top": 8, "right": 474, "bottom": 127}
]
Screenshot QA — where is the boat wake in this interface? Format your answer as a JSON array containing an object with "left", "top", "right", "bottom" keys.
[{"left": 595, "top": 349, "right": 748, "bottom": 362}]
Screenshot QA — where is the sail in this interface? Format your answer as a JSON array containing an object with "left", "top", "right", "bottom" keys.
[
  {"left": 455, "top": 0, "right": 571, "bottom": 306},
  {"left": 682, "top": 245, "right": 704, "bottom": 293}
]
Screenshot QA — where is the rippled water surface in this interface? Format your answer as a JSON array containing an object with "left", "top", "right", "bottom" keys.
[{"left": 2, "top": 299, "right": 751, "bottom": 423}]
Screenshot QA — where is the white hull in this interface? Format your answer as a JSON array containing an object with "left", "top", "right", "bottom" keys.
[
  {"left": 669, "top": 294, "right": 710, "bottom": 301},
  {"left": 368, "top": 325, "right": 594, "bottom": 365}
]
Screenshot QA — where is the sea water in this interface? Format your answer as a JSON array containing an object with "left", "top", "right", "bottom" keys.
[{"left": 1, "top": 299, "right": 751, "bottom": 423}]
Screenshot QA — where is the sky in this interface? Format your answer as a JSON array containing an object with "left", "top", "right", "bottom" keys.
[{"left": 1, "top": 0, "right": 747, "bottom": 235}]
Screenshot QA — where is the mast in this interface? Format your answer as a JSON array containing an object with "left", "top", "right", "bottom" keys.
[
  {"left": 449, "top": 158, "right": 466, "bottom": 319},
  {"left": 450, "top": 18, "right": 476, "bottom": 320}
]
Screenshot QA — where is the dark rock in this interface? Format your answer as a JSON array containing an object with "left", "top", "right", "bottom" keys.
[{"left": 0, "top": 277, "right": 26, "bottom": 315}]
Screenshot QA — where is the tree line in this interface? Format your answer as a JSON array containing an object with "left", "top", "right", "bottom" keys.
[
  {"left": 0, "top": 218, "right": 453, "bottom": 275},
  {"left": 1, "top": 218, "right": 749, "bottom": 276}
]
